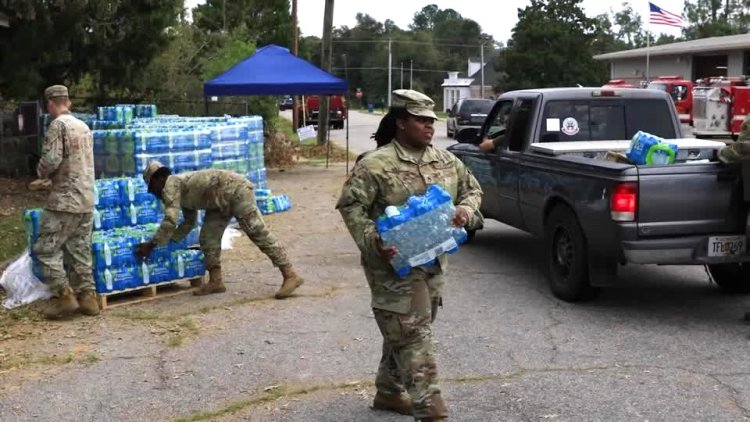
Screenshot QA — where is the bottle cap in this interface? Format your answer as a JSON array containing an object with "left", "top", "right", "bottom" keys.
[{"left": 385, "top": 206, "right": 400, "bottom": 218}]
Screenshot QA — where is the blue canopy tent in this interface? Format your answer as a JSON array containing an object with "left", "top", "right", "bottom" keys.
[
  {"left": 203, "top": 44, "right": 350, "bottom": 169},
  {"left": 204, "top": 44, "right": 347, "bottom": 96}
]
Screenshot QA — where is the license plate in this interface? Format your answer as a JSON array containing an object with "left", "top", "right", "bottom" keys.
[{"left": 708, "top": 236, "right": 747, "bottom": 257}]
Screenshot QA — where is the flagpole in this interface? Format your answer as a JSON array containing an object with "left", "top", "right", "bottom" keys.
[{"left": 646, "top": 15, "right": 651, "bottom": 84}]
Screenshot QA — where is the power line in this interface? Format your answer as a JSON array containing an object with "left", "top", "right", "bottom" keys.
[
  {"left": 331, "top": 66, "right": 460, "bottom": 74},
  {"left": 332, "top": 39, "right": 484, "bottom": 48}
]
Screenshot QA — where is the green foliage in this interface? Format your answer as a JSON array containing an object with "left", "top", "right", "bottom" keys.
[
  {"left": 0, "top": 0, "right": 181, "bottom": 99},
  {"left": 200, "top": 27, "right": 256, "bottom": 81},
  {"left": 683, "top": 0, "right": 750, "bottom": 39},
  {"left": 192, "top": 0, "right": 292, "bottom": 47},
  {"left": 498, "top": 0, "right": 608, "bottom": 90}
]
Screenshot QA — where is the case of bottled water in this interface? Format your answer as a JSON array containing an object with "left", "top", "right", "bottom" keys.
[{"left": 376, "top": 185, "right": 468, "bottom": 277}]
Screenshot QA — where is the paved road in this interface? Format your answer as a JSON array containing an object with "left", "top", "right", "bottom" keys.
[
  {"left": 281, "top": 109, "right": 457, "bottom": 155},
  {"left": 2, "top": 163, "right": 750, "bottom": 422}
]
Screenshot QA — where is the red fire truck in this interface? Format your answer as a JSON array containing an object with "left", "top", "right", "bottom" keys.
[
  {"left": 646, "top": 76, "right": 694, "bottom": 125},
  {"left": 692, "top": 76, "right": 750, "bottom": 139},
  {"left": 297, "top": 95, "right": 348, "bottom": 129},
  {"left": 602, "top": 79, "right": 636, "bottom": 88}
]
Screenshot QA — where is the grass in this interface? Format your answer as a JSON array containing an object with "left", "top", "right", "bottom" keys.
[
  {"left": 175, "top": 381, "right": 374, "bottom": 422},
  {"left": 0, "top": 351, "right": 100, "bottom": 371},
  {"left": 2, "top": 306, "right": 42, "bottom": 322},
  {"left": 298, "top": 144, "right": 358, "bottom": 164},
  {"left": 165, "top": 316, "right": 200, "bottom": 348},
  {"left": 112, "top": 308, "right": 165, "bottom": 322},
  {"left": 272, "top": 117, "right": 296, "bottom": 139},
  {"left": 0, "top": 215, "right": 29, "bottom": 265}
]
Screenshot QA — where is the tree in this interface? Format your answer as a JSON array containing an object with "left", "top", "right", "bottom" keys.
[
  {"left": 192, "top": 0, "right": 292, "bottom": 47},
  {"left": 0, "top": 0, "right": 181, "bottom": 100},
  {"left": 498, "top": 0, "right": 608, "bottom": 91},
  {"left": 683, "top": 0, "right": 750, "bottom": 39}
]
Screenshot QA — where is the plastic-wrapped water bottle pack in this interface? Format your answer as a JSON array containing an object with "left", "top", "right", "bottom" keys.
[{"left": 376, "top": 185, "right": 468, "bottom": 277}]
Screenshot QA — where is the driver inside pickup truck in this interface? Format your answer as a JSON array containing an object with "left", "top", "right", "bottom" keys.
[{"left": 478, "top": 111, "right": 510, "bottom": 152}]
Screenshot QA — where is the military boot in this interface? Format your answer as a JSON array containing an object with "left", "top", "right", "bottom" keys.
[
  {"left": 42, "top": 286, "right": 79, "bottom": 319},
  {"left": 275, "top": 265, "right": 304, "bottom": 299},
  {"left": 417, "top": 394, "right": 448, "bottom": 421},
  {"left": 76, "top": 290, "right": 101, "bottom": 316},
  {"left": 194, "top": 267, "right": 226, "bottom": 296},
  {"left": 372, "top": 391, "right": 412, "bottom": 416}
]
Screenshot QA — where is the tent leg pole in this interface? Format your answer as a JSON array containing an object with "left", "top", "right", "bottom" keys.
[
  {"left": 345, "top": 98, "right": 349, "bottom": 174},
  {"left": 326, "top": 122, "right": 330, "bottom": 169}
]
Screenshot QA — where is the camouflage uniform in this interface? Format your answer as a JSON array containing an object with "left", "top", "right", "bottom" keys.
[
  {"left": 150, "top": 169, "right": 289, "bottom": 271},
  {"left": 33, "top": 86, "right": 96, "bottom": 295},
  {"left": 719, "top": 114, "right": 750, "bottom": 163},
  {"left": 336, "top": 90, "right": 483, "bottom": 420}
]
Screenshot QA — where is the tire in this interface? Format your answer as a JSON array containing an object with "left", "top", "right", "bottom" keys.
[
  {"left": 707, "top": 263, "right": 750, "bottom": 293},
  {"left": 544, "top": 206, "right": 600, "bottom": 302},
  {"left": 465, "top": 229, "right": 477, "bottom": 244}
]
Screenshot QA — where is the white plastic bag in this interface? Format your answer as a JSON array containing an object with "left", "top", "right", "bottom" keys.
[
  {"left": 221, "top": 228, "right": 242, "bottom": 250},
  {"left": 0, "top": 252, "right": 52, "bottom": 309}
]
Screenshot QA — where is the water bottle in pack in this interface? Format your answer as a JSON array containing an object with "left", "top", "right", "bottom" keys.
[{"left": 376, "top": 185, "right": 468, "bottom": 277}]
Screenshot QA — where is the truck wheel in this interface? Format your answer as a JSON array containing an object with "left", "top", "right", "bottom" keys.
[
  {"left": 544, "top": 206, "right": 600, "bottom": 302},
  {"left": 707, "top": 263, "right": 750, "bottom": 293},
  {"left": 465, "top": 229, "right": 477, "bottom": 244}
]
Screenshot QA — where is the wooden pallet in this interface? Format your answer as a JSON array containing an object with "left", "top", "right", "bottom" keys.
[{"left": 96, "top": 276, "right": 204, "bottom": 310}]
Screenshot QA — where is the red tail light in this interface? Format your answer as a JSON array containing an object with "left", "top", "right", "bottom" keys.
[{"left": 610, "top": 183, "right": 637, "bottom": 221}]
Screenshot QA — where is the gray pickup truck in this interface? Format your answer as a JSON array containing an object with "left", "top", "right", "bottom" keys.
[{"left": 448, "top": 87, "right": 750, "bottom": 302}]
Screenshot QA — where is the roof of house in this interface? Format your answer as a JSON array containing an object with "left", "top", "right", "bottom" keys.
[
  {"left": 442, "top": 78, "right": 474, "bottom": 87},
  {"left": 594, "top": 33, "right": 750, "bottom": 60},
  {"left": 469, "top": 62, "right": 497, "bottom": 86}
]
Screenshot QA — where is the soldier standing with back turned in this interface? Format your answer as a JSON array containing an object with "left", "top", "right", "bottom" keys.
[{"left": 34, "top": 85, "right": 100, "bottom": 318}]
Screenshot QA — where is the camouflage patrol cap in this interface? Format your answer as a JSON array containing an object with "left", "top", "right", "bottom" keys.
[
  {"left": 44, "top": 85, "right": 69, "bottom": 100},
  {"left": 143, "top": 161, "right": 164, "bottom": 185},
  {"left": 392, "top": 89, "right": 438, "bottom": 119}
]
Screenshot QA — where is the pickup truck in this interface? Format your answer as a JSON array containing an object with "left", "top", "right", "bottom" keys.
[{"left": 449, "top": 87, "right": 750, "bottom": 302}]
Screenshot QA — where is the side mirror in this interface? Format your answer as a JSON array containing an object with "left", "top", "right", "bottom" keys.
[
  {"left": 456, "top": 127, "right": 480, "bottom": 144},
  {"left": 445, "top": 109, "right": 452, "bottom": 116}
]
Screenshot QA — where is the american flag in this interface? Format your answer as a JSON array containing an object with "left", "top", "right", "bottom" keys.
[{"left": 649, "top": 2, "right": 686, "bottom": 27}]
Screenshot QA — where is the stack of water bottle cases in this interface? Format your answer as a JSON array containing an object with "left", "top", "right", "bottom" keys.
[{"left": 28, "top": 103, "right": 292, "bottom": 297}]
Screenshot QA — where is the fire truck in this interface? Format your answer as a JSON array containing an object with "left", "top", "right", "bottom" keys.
[
  {"left": 645, "top": 76, "right": 694, "bottom": 125},
  {"left": 297, "top": 95, "right": 347, "bottom": 129},
  {"left": 602, "top": 79, "right": 636, "bottom": 88},
  {"left": 692, "top": 76, "right": 750, "bottom": 139}
]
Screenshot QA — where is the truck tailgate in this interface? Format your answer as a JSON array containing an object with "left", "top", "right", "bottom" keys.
[{"left": 636, "top": 162, "right": 743, "bottom": 237}]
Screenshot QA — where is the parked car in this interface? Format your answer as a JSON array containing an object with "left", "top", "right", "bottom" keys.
[
  {"left": 446, "top": 98, "right": 494, "bottom": 139},
  {"left": 278, "top": 96, "right": 294, "bottom": 111}
]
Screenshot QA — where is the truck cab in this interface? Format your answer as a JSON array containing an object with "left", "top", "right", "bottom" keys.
[
  {"left": 297, "top": 95, "right": 348, "bottom": 129},
  {"left": 646, "top": 76, "right": 693, "bottom": 125}
]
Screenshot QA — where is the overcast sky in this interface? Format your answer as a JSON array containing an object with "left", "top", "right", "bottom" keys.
[{"left": 184, "top": 0, "right": 685, "bottom": 44}]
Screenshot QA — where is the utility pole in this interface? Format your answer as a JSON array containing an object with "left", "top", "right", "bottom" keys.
[
  {"left": 387, "top": 38, "right": 392, "bottom": 107},
  {"left": 317, "top": 0, "right": 334, "bottom": 146},
  {"left": 400, "top": 62, "right": 404, "bottom": 89},
  {"left": 480, "top": 43, "right": 485, "bottom": 98},
  {"left": 410, "top": 59, "right": 413, "bottom": 89},
  {"left": 291, "top": 0, "right": 299, "bottom": 131}
]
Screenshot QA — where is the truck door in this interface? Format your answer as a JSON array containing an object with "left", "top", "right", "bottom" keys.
[{"left": 489, "top": 96, "right": 538, "bottom": 230}]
